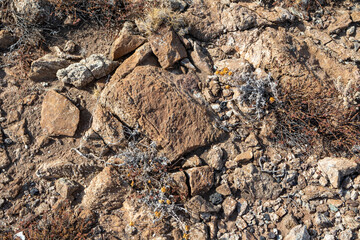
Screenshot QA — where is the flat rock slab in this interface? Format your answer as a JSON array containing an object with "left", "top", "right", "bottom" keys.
[
  {"left": 186, "top": 166, "right": 214, "bottom": 196},
  {"left": 109, "top": 29, "right": 146, "bottom": 60},
  {"left": 100, "top": 65, "right": 224, "bottom": 161},
  {"left": 40, "top": 90, "right": 80, "bottom": 136},
  {"left": 318, "top": 157, "right": 359, "bottom": 189}
]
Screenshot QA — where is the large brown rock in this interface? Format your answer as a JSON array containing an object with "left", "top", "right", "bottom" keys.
[
  {"left": 109, "top": 29, "right": 146, "bottom": 60},
  {"left": 82, "top": 166, "right": 129, "bottom": 210},
  {"left": 40, "top": 90, "right": 80, "bottom": 136},
  {"left": 149, "top": 27, "right": 187, "bottom": 69},
  {"left": 0, "top": 30, "right": 17, "bottom": 49},
  {"left": 100, "top": 66, "right": 224, "bottom": 161},
  {"left": 186, "top": 166, "right": 214, "bottom": 196}
]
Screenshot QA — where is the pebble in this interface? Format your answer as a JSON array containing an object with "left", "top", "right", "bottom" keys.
[
  {"left": 209, "top": 192, "right": 223, "bottom": 205},
  {"left": 4, "top": 138, "right": 12, "bottom": 145},
  {"left": 30, "top": 188, "right": 40, "bottom": 196},
  {"left": 268, "top": 232, "right": 276, "bottom": 239}
]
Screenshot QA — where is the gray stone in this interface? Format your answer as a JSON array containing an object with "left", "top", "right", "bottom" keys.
[
  {"left": 209, "top": 192, "right": 223, "bottom": 205},
  {"left": 284, "top": 225, "right": 310, "bottom": 240}
]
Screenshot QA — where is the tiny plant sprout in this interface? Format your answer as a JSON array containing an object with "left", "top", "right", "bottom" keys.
[
  {"left": 155, "top": 211, "right": 161, "bottom": 218},
  {"left": 148, "top": 180, "right": 151, "bottom": 184},
  {"left": 129, "top": 221, "right": 134, "bottom": 227},
  {"left": 161, "top": 186, "right": 166, "bottom": 193},
  {"left": 269, "top": 96, "right": 275, "bottom": 104},
  {"left": 166, "top": 199, "right": 171, "bottom": 205},
  {"left": 130, "top": 180, "right": 134, "bottom": 187},
  {"left": 225, "top": 85, "right": 230, "bottom": 89},
  {"left": 183, "top": 233, "right": 190, "bottom": 240},
  {"left": 159, "top": 199, "right": 164, "bottom": 204},
  {"left": 185, "top": 225, "right": 190, "bottom": 231}
]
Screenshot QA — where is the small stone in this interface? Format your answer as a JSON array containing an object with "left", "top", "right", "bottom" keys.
[
  {"left": 268, "top": 232, "right": 276, "bottom": 239},
  {"left": 319, "top": 177, "right": 328, "bottom": 187},
  {"left": 342, "top": 215, "right": 360, "bottom": 230},
  {"left": 222, "top": 196, "right": 237, "bottom": 218},
  {"left": 185, "top": 195, "right": 219, "bottom": 220},
  {"left": 206, "top": 146, "right": 224, "bottom": 170},
  {"left": 216, "top": 183, "right": 232, "bottom": 196},
  {"left": 209, "top": 192, "right": 223, "bottom": 205},
  {"left": 171, "top": 171, "right": 189, "bottom": 198},
  {"left": 245, "top": 132, "right": 258, "bottom": 147},
  {"left": 0, "top": 198, "right": 5, "bottom": 208},
  {"left": 55, "top": 178, "right": 80, "bottom": 201},
  {"left": 314, "top": 213, "right": 333, "bottom": 228},
  {"left": 346, "top": 26, "right": 356, "bottom": 36},
  {"left": 186, "top": 166, "right": 214, "bottom": 196},
  {"left": 338, "top": 229, "right": 353, "bottom": 240},
  {"left": 183, "top": 155, "right": 203, "bottom": 168},
  {"left": 234, "top": 149, "right": 253, "bottom": 164},
  {"left": 284, "top": 225, "right": 310, "bottom": 240}
]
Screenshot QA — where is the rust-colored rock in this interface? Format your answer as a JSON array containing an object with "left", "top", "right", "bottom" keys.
[
  {"left": 100, "top": 66, "right": 224, "bottom": 161},
  {"left": 40, "top": 90, "right": 80, "bottom": 136},
  {"left": 149, "top": 27, "right": 187, "bottom": 69},
  {"left": 109, "top": 29, "right": 146, "bottom": 60},
  {"left": 186, "top": 166, "right": 214, "bottom": 196}
]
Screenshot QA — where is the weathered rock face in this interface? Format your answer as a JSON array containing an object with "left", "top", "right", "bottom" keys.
[
  {"left": 186, "top": 166, "right": 214, "bottom": 196},
  {"left": 185, "top": 195, "right": 219, "bottom": 220},
  {"left": 40, "top": 90, "right": 80, "bottom": 137},
  {"left": 29, "top": 54, "right": 74, "bottom": 81},
  {"left": 57, "top": 54, "right": 119, "bottom": 87},
  {"left": 12, "top": 0, "right": 51, "bottom": 24},
  {"left": 82, "top": 167, "right": 129, "bottom": 210},
  {"left": 318, "top": 157, "right": 358, "bottom": 188},
  {"left": 190, "top": 42, "right": 213, "bottom": 75},
  {"left": 100, "top": 65, "right": 224, "bottom": 161},
  {"left": 109, "top": 28, "right": 146, "bottom": 60},
  {"left": 149, "top": 27, "right": 187, "bottom": 69}
]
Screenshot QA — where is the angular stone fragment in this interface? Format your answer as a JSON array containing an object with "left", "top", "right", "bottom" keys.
[
  {"left": 109, "top": 29, "right": 146, "bottom": 60},
  {"left": 189, "top": 223, "right": 209, "bottom": 240},
  {"left": 328, "top": 11, "right": 352, "bottom": 34},
  {"left": 82, "top": 167, "right": 129, "bottom": 210},
  {"left": 29, "top": 54, "right": 74, "bottom": 81},
  {"left": 314, "top": 213, "right": 333, "bottom": 228},
  {"left": 171, "top": 171, "right": 189, "bottom": 198},
  {"left": 0, "top": 149, "right": 10, "bottom": 169},
  {"left": 234, "top": 149, "right": 253, "bottom": 164},
  {"left": 318, "top": 157, "right": 358, "bottom": 189},
  {"left": 185, "top": 195, "right": 219, "bottom": 220},
  {"left": 149, "top": 27, "right": 187, "bottom": 69},
  {"left": 100, "top": 66, "right": 224, "bottom": 161},
  {"left": 186, "top": 166, "right": 214, "bottom": 196},
  {"left": 183, "top": 155, "right": 203, "bottom": 168},
  {"left": 190, "top": 42, "right": 213, "bottom": 74},
  {"left": 111, "top": 43, "right": 156, "bottom": 79},
  {"left": 206, "top": 146, "right": 224, "bottom": 170},
  {"left": 222, "top": 196, "right": 237, "bottom": 218},
  {"left": 284, "top": 225, "right": 310, "bottom": 240},
  {"left": 40, "top": 90, "right": 80, "bottom": 136},
  {"left": 55, "top": 178, "right": 81, "bottom": 201}
]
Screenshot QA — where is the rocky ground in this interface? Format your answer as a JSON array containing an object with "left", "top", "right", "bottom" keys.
[{"left": 0, "top": 0, "right": 360, "bottom": 239}]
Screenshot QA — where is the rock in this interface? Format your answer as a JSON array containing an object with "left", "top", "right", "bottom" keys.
[
  {"left": 338, "top": 229, "right": 353, "bottom": 240},
  {"left": 185, "top": 195, "right": 219, "bottom": 220},
  {"left": 36, "top": 159, "right": 100, "bottom": 179},
  {"left": 57, "top": 54, "right": 118, "bottom": 87},
  {"left": 40, "top": 90, "right": 80, "bottom": 136},
  {"left": 190, "top": 42, "right": 213, "bottom": 75},
  {"left": 314, "top": 213, "right": 333, "bottom": 229},
  {"left": 236, "top": 216, "right": 248, "bottom": 230},
  {"left": 302, "top": 185, "right": 337, "bottom": 201},
  {"left": 183, "top": 155, "right": 203, "bottom": 168},
  {"left": 63, "top": 40, "right": 77, "bottom": 54},
  {"left": 279, "top": 214, "right": 298, "bottom": 236},
  {"left": 234, "top": 150, "right": 253, "bottom": 164},
  {"left": 342, "top": 215, "right": 360, "bottom": 230},
  {"left": 351, "top": 11, "right": 360, "bottom": 23},
  {"left": 209, "top": 192, "right": 223, "bottom": 205},
  {"left": 29, "top": 54, "right": 74, "bottom": 81},
  {"left": 318, "top": 157, "right": 358, "bottom": 189},
  {"left": 111, "top": 42, "right": 156, "bottom": 80},
  {"left": 109, "top": 28, "right": 146, "bottom": 60},
  {"left": 57, "top": 62, "right": 94, "bottom": 87},
  {"left": 55, "top": 178, "right": 81, "bottom": 201},
  {"left": 171, "top": 171, "right": 189, "bottom": 198},
  {"left": 91, "top": 104, "right": 126, "bottom": 147},
  {"left": 222, "top": 196, "right": 237, "bottom": 218},
  {"left": 0, "top": 149, "right": 10, "bottom": 169},
  {"left": 245, "top": 132, "right": 259, "bottom": 147},
  {"left": 216, "top": 183, "right": 232, "bottom": 196},
  {"left": 206, "top": 146, "right": 224, "bottom": 170},
  {"left": 0, "top": 30, "right": 17, "bottom": 49},
  {"left": 189, "top": 223, "right": 209, "bottom": 239},
  {"left": 284, "top": 225, "right": 310, "bottom": 240},
  {"left": 328, "top": 11, "right": 352, "bottom": 34},
  {"left": 100, "top": 66, "right": 224, "bottom": 161},
  {"left": 82, "top": 167, "right": 129, "bottom": 210},
  {"left": 149, "top": 26, "right": 187, "bottom": 69},
  {"left": 12, "top": 0, "right": 51, "bottom": 24},
  {"left": 186, "top": 166, "right": 214, "bottom": 196}
]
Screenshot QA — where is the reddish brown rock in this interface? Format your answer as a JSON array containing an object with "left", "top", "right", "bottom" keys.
[
  {"left": 109, "top": 29, "right": 146, "bottom": 60},
  {"left": 171, "top": 171, "right": 189, "bottom": 198},
  {"left": 100, "top": 66, "right": 224, "bottom": 161},
  {"left": 40, "top": 90, "right": 80, "bottom": 136},
  {"left": 82, "top": 167, "right": 129, "bottom": 210},
  {"left": 0, "top": 149, "right": 10, "bottom": 169},
  {"left": 186, "top": 166, "right": 214, "bottom": 196},
  {"left": 149, "top": 27, "right": 187, "bottom": 69}
]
